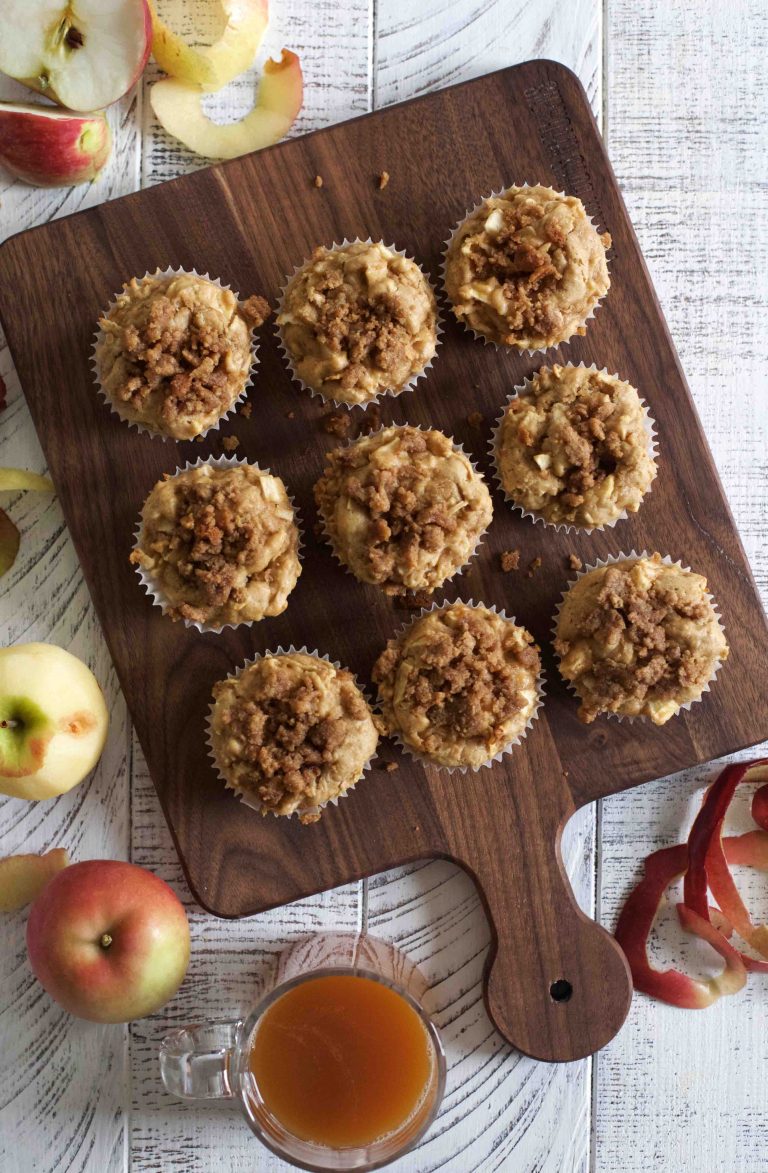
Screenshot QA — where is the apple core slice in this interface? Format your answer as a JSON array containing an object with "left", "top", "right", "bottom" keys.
[
  {"left": 0, "top": 849, "right": 69, "bottom": 912},
  {"left": 149, "top": 0, "right": 269, "bottom": 92},
  {"left": 150, "top": 49, "right": 302, "bottom": 160},
  {"left": 0, "top": 0, "right": 152, "bottom": 113}
]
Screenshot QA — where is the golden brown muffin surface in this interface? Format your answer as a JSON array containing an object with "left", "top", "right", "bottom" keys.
[
  {"left": 444, "top": 185, "right": 610, "bottom": 349},
  {"left": 210, "top": 653, "right": 379, "bottom": 823},
  {"left": 96, "top": 273, "right": 265, "bottom": 440},
  {"left": 277, "top": 242, "right": 437, "bottom": 405},
  {"left": 373, "top": 603, "right": 541, "bottom": 768},
  {"left": 554, "top": 555, "right": 728, "bottom": 724},
  {"left": 131, "top": 462, "right": 300, "bottom": 628},
  {"left": 496, "top": 364, "right": 655, "bottom": 527},
  {"left": 315, "top": 425, "right": 492, "bottom": 593}
]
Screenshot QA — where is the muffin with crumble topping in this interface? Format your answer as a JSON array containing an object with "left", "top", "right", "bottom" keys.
[
  {"left": 314, "top": 425, "right": 492, "bottom": 593},
  {"left": 209, "top": 652, "right": 380, "bottom": 823},
  {"left": 277, "top": 242, "right": 438, "bottom": 406},
  {"left": 554, "top": 554, "right": 728, "bottom": 724},
  {"left": 373, "top": 602, "right": 542, "bottom": 769},
  {"left": 95, "top": 271, "right": 268, "bottom": 439},
  {"left": 444, "top": 185, "right": 610, "bottom": 350},
  {"left": 131, "top": 459, "right": 300, "bottom": 630}
]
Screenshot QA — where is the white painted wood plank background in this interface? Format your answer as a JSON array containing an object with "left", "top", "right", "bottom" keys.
[{"left": 0, "top": 1, "right": 766, "bottom": 1170}]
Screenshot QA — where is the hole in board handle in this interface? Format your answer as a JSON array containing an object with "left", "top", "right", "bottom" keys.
[{"left": 549, "top": 979, "right": 573, "bottom": 1003}]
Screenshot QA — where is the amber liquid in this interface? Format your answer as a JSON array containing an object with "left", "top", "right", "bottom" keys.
[{"left": 249, "top": 974, "right": 435, "bottom": 1149}]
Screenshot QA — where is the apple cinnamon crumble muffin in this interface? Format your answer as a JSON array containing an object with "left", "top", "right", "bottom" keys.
[
  {"left": 495, "top": 364, "right": 656, "bottom": 527},
  {"left": 554, "top": 555, "right": 728, "bottom": 724},
  {"left": 131, "top": 461, "right": 300, "bottom": 629},
  {"left": 209, "top": 652, "right": 380, "bottom": 822},
  {"left": 277, "top": 242, "right": 438, "bottom": 405},
  {"left": 444, "top": 185, "right": 610, "bottom": 349},
  {"left": 96, "top": 272, "right": 268, "bottom": 439},
  {"left": 373, "top": 603, "right": 541, "bottom": 768},
  {"left": 314, "top": 425, "right": 493, "bottom": 593}
]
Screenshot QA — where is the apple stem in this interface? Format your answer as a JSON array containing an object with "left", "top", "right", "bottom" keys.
[{"left": 100, "top": 933, "right": 113, "bottom": 949}]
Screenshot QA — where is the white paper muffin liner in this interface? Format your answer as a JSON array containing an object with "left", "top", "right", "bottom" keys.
[
  {"left": 551, "top": 550, "right": 728, "bottom": 723},
  {"left": 131, "top": 454, "right": 303, "bottom": 634},
  {"left": 91, "top": 266, "right": 260, "bottom": 440},
  {"left": 375, "top": 598, "right": 546, "bottom": 774},
  {"left": 205, "top": 646, "right": 378, "bottom": 821},
  {"left": 440, "top": 184, "right": 611, "bottom": 356},
  {"left": 275, "top": 238, "right": 443, "bottom": 410},
  {"left": 315, "top": 422, "right": 492, "bottom": 595},
  {"left": 489, "top": 362, "right": 659, "bottom": 533}
]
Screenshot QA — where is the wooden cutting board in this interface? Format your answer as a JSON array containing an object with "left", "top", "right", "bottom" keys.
[{"left": 2, "top": 60, "right": 767, "bottom": 1063}]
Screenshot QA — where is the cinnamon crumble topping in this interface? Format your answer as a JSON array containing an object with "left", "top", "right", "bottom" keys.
[
  {"left": 554, "top": 555, "right": 729, "bottom": 724},
  {"left": 444, "top": 185, "right": 610, "bottom": 349},
  {"left": 315, "top": 425, "right": 492, "bottom": 593},
  {"left": 277, "top": 242, "right": 438, "bottom": 405},
  {"left": 500, "top": 549, "right": 520, "bottom": 572},
  {"left": 131, "top": 462, "right": 301, "bottom": 628},
  {"left": 210, "top": 653, "right": 379, "bottom": 822},
  {"left": 373, "top": 603, "right": 541, "bottom": 768},
  {"left": 96, "top": 273, "right": 259, "bottom": 440}
]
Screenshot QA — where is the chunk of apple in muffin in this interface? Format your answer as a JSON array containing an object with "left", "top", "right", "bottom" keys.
[
  {"left": 150, "top": 49, "right": 302, "bottom": 160},
  {"left": 0, "top": 849, "right": 69, "bottom": 912},
  {"left": 149, "top": 0, "right": 269, "bottom": 92}
]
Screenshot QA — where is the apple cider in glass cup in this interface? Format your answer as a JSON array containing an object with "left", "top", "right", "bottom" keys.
[{"left": 160, "top": 933, "right": 446, "bottom": 1171}]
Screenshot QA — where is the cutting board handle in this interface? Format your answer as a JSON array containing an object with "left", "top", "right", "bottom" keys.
[{"left": 451, "top": 755, "right": 633, "bottom": 1062}]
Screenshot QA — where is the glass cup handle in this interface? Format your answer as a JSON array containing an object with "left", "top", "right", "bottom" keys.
[{"left": 159, "top": 1021, "right": 243, "bottom": 1100}]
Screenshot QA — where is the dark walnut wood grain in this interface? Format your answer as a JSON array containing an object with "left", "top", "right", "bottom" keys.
[{"left": 2, "top": 61, "right": 767, "bottom": 1062}]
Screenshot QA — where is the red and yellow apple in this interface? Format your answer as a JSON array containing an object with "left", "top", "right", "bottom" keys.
[
  {"left": 27, "top": 860, "right": 190, "bottom": 1022},
  {"left": 0, "top": 643, "right": 108, "bottom": 800},
  {"left": 0, "top": 102, "right": 111, "bottom": 187},
  {"left": 0, "top": 0, "right": 152, "bottom": 112},
  {"left": 0, "top": 849, "right": 69, "bottom": 912},
  {"left": 149, "top": 0, "right": 269, "bottom": 92},
  {"left": 150, "top": 49, "right": 302, "bottom": 160}
]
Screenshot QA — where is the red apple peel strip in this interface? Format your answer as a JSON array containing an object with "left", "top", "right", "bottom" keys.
[
  {"left": 684, "top": 760, "right": 768, "bottom": 971},
  {"left": 615, "top": 842, "right": 747, "bottom": 1009}
]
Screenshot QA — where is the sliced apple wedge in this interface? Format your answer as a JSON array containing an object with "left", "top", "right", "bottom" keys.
[
  {"left": 0, "top": 849, "right": 69, "bottom": 912},
  {"left": 150, "top": 49, "right": 302, "bottom": 161},
  {"left": 0, "top": 102, "right": 111, "bottom": 188},
  {"left": 150, "top": 0, "right": 269, "bottom": 92},
  {"left": 0, "top": 469, "right": 54, "bottom": 492}
]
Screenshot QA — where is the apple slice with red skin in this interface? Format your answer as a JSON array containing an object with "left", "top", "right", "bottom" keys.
[
  {"left": 0, "top": 102, "right": 111, "bottom": 187},
  {"left": 27, "top": 860, "right": 190, "bottom": 1022},
  {"left": 149, "top": 0, "right": 269, "bottom": 92},
  {"left": 0, "top": 849, "right": 69, "bottom": 912},
  {"left": 150, "top": 49, "right": 302, "bottom": 160},
  {"left": 0, "top": 0, "right": 152, "bottom": 113}
]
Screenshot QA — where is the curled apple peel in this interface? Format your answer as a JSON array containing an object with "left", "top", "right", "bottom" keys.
[
  {"left": 150, "top": 49, "right": 302, "bottom": 160},
  {"left": 0, "top": 849, "right": 69, "bottom": 912},
  {"left": 149, "top": 0, "right": 269, "bottom": 91},
  {"left": 616, "top": 757, "right": 768, "bottom": 1008}
]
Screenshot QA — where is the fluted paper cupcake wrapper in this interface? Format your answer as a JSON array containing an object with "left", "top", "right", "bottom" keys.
[
  {"left": 275, "top": 238, "right": 443, "bottom": 411},
  {"left": 205, "top": 646, "right": 377, "bottom": 820},
  {"left": 551, "top": 550, "right": 728, "bottom": 723},
  {"left": 91, "top": 267, "right": 259, "bottom": 441},
  {"left": 440, "top": 184, "right": 610, "bottom": 356},
  {"left": 317, "top": 423, "right": 491, "bottom": 595},
  {"left": 488, "top": 362, "right": 659, "bottom": 533},
  {"left": 378, "top": 598, "right": 546, "bottom": 774},
  {"left": 132, "top": 454, "right": 304, "bottom": 634}
]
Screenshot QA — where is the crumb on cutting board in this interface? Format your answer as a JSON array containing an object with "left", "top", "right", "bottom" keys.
[
  {"left": 314, "top": 174, "right": 324, "bottom": 187},
  {"left": 321, "top": 410, "right": 352, "bottom": 438},
  {"left": 378, "top": 171, "right": 390, "bottom": 189},
  {"left": 221, "top": 435, "right": 240, "bottom": 452},
  {"left": 568, "top": 553, "right": 583, "bottom": 571},
  {"left": 525, "top": 556, "right": 542, "bottom": 578},
  {"left": 500, "top": 549, "right": 520, "bottom": 572}
]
